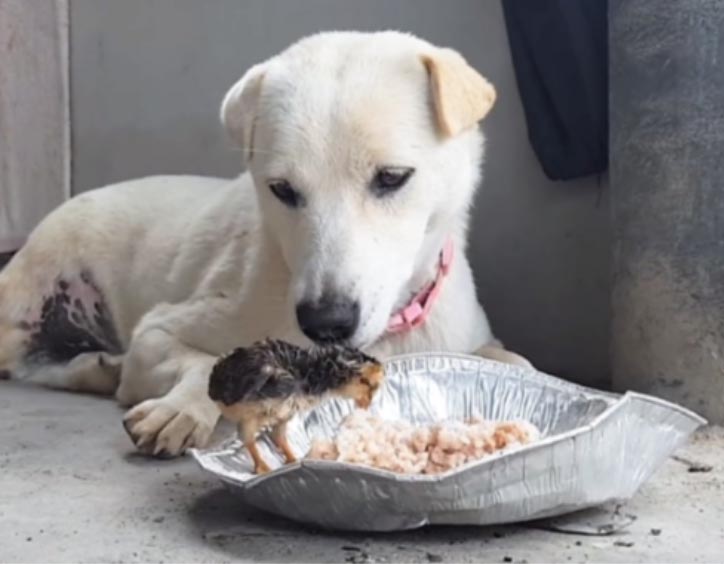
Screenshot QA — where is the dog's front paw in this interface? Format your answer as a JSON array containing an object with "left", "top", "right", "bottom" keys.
[{"left": 123, "top": 398, "right": 215, "bottom": 458}]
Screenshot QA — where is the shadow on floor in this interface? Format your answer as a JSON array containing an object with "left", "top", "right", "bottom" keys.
[{"left": 187, "top": 487, "right": 524, "bottom": 563}]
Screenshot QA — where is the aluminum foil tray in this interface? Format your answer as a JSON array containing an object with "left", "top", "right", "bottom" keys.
[{"left": 192, "top": 353, "right": 705, "bottom": 531}]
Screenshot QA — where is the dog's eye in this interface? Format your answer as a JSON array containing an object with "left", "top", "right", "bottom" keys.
[
  {"left": 268, "top": 180, "right": 305, "bottom": 208},
  {"left": 371, "top": 167, "right": 415, "bottom": 196}
]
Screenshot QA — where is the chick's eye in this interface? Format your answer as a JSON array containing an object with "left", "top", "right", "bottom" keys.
[
  {"left": 268, "top": 180, "right": 305, "bottom": 208},
  {"left": 371, "top": 167, "right": 415, "bottom": 196}
]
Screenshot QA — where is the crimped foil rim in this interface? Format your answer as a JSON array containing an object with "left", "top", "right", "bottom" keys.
[{"left": 191, "top": 352, "right": 706, "bottom": 489}]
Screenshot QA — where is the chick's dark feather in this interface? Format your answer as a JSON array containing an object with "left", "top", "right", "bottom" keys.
[{"left": 208, "top": 339, "right": 379, "bottom": 405}]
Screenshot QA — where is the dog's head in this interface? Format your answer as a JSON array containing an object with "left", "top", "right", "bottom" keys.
[{"left": 221, "top": 31, "right": 495, "bottom": 348}]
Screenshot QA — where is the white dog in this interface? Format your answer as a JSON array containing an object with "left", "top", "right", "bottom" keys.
[{"left": 0, "top": 31, "right": 530, "bottom": 457}]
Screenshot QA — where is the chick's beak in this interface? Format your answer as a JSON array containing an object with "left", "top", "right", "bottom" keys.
[{"left": 355, "top": 395, "right": 371, "bottom": 409}]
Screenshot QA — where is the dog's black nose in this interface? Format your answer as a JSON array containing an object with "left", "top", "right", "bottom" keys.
[{"left": 296, "top": 296, "right": 360, "bottom": 343}]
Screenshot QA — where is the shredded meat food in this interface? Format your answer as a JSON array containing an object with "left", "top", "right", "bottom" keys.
[{"left": 306, "top": 410, "right": 540, "bottom": 474}]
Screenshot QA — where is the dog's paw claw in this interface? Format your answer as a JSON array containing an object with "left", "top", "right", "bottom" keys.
[{"left": 122, "top": 399, "right": 214, "bottom": 458}]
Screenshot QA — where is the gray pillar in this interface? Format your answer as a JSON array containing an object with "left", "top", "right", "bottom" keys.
[{"left": 610, "top": 0, "right": 724, "bottom": 423}]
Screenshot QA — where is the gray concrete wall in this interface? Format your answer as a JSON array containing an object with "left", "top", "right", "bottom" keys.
[
  {"left": 610, "top": 0, "right": 724, "bottom": 422},
  {"left": 69, "top": 0, "right": 610, "bottom": 386},
  {"left": 1, "top": 0, "right": 70, "bottom": 251}
]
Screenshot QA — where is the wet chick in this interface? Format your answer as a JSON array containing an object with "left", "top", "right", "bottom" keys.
[{"left": 208, "top": 339, "right": 384, "bottom": 474}]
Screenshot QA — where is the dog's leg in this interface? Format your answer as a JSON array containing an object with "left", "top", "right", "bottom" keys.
[
  {"left": 119, "top": 326, "right": 220, "bottom": 457},
  {"left": 0, "top": 323, "right": 28, "bottom": 379},
  {"left": 22, "top": 351, "right": 122, "bottom": 395},
  {"left": 1, "top": 317, "right": 122, "bottom": 394},
  {"left": 474, "top": 342, "right": 534, "bottom": 369},
  {"left": 117, "top": 257, "right": 288, "bottom": 458},
  {"left": 116, "top": 294, "right": 257, "bottom": 456},
  {"left": 122, "top": 365, "right": 219, "bottom": 457},
  {"left": 2, "top": 257, "right": 127, "bottom": 394}
]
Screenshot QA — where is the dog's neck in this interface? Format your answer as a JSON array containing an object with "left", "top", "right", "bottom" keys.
[
  {"left": 387, "top": 237, "right": 453, "bottom": 334},
  {"left": 398, "top": 219, "right": 468, "bottom": 310},
  {"left": 382, "top": 195, "right": 474, "bottom": 342}
]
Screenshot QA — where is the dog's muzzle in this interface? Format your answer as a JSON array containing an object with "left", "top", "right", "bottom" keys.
[{"left": 296, "top": 294, "right": 360, "bottom": 343}]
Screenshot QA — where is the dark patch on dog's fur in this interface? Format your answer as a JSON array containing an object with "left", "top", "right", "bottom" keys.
[{"left": 25, "top": 270, "right": 122, "bottom": 364}]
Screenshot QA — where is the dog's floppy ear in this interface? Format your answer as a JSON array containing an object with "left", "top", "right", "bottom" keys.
[
  {"left": 420, "top": 48, "right": 496, "bottom": 137},
  {"left": 220, "top": 62, "right": 267, "bottom": 162}
]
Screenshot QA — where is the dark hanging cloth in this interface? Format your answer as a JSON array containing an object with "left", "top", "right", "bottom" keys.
[{"left": 501, "top": 0, "right": 608, "bottom": 181}]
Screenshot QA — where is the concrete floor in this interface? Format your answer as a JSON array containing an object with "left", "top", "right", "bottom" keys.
[{"left": 1, "top": 380, "right": 723, "bottom": 563}]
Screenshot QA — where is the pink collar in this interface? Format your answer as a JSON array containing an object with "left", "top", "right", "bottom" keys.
[{"left": 387, "top": 239, "right": 454, "bottom": 334}]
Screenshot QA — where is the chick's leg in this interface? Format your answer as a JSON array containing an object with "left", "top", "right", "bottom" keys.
[
  {"left": 271, "top": 421, "right": 296, "bottom": 464},
  {"left": 239, "top": 422, "right": 271, "bottom": 474}
]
